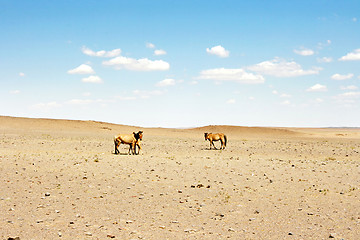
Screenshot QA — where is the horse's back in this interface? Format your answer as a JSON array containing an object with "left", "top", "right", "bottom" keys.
[{"left": 115, "top": 134, "right": 135, "bottom": 144}]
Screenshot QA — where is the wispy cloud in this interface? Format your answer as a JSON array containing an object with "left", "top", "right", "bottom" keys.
[
  {"left": 337, "top": 91, "right": 360, "bottom": 98},
  {"left": 10, "top": 90, "right": 20, "bottom": 94},
  {"left": 294, "top": 48, "right": 314, "bottom": 56},
  {"left": 340, "top": 85, "right": 358, "bottom": 90},
  {"left": 146, "top": 42, "right": 155, "bottom": 49},
  {"left": 67, "top": 64, "right": 95, "bottom": 74},
  {"left": 280, "top": 93, "right": 291, "bottom": 98},
  {"left": 226, "top": 99, "right": 236, "bottom": 104},
  {"left": 248, "top": 58, "right": 321, "bottom": 77},
  {"left": 82, "top": 46, "right": 121, "bottom": 58},
  {"left": 154, "top": 49, "right": 167, "bottom": 56},
  {"left": 306, "top": 84, "right": 328, "bottom": 92},
  {"left": 19, "top": 72, "right": 25, "bottom": 77},
  {"left": 31, "top": 102, "right": 62, "bottom": 110},
  {"left": 198, "top": 68, "right": 265, "bottom": 84},
  {"left": 334, "top": 91, "right": 360, "bottom": 104},
  {"left": 82, "top": 75, "right": 103, "bottom": 83},
  {"left": 280, "top": 100, "right": 291, "bottom": 105},
  {"left": 156, "top": 78, "right": 176, "bottom": 87},
  {"left": 133, "top": 89, "right": 166, "bottom": 99},
  {"left": 66, "top": 98, "right": 114, "bottom": 105},
  {"left": 331, "top": 73, "right": 354, "bottom": 80},
  {"left": 206, "top": 45, "right": 230, "bottom": 58},
  {"left": 317, "top": 57, "right": 333, "bottom": 63},
  {"left": 103, "top": 56, "right": 170, "bottom": 71},
  {"left": 339, "top": 49, "right": 360, "bottom": 61}
]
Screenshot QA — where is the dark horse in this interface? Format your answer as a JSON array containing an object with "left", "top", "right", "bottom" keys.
[
  {"left": 114, "top": 131, "right": 143, "bottom": 155},
  {"left": 204, "top": 132, "right": 227, "bottom": 150}
]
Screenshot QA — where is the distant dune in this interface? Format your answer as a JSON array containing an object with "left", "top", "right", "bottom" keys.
[{"left": 1, "top": 116, "right": 359, "bottom": 140}]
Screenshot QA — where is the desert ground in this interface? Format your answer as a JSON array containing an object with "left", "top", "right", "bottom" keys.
[{"left": 0, "top": 116, "right": 359, "bottom": 240}]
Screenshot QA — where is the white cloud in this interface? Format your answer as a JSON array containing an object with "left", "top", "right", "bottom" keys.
[
  {"left": 341, "top": 85, "right": 358, "bottom": 90},
  {"left": 198, "top": 68, "right": 265, "bottom": 84},
  {"left": 82, "top": 46, "right": 121, "bottom": 58},
  {"left": 317, "top": 57, "right": 333, "bottom": 63},
  {"left": 272, "top": 90, "right": 278, "bottom": 95},
  {"left": 331, "top": 73, "right": 354, "bottom": 80},
  {"left": 82, "top": 75, "right": 103, "bottom": 83},
  {"left": 249, "top": 96, "right": 255, "bottom": 101},
  {"left": 294, "top": 48, "right": 314, "bottom": 56},
  {"left": 103, "top": 56, "right": 170, "bottom": 71},
  {"left": 206, "top": 45, "right": 230, "bottom": 58},
  {"left": 339, "top": 49, "right": 360, "bottom": 61},
  {"left": 156, "top": 78, "right": 176, "bottom": 87},
  {"left": 226, "top": 99, "right": 236, "bottom": 104},
  {"left": 337, "top": 91, "right": 360, "bottom": 98},
  {"left": 66, "top": 99, "right": 94, "bottom": 105},
  {"left": 281, "top": 100, "right": 291, "bottom": 105},
  {"left": 67, "top": 64, "right": 95, "bottom": 74},
  {"left": 115, "top": 96, "right": 137, "bottom": 101},
  {"left": 280, "top": 93, "right": 291, "bottom": 98},
  {"left": 306, "top": 84, "right": 328, "bottom": 92},
  {"left": 133, "top": 89, "right": 166, "bottom": 99},
  {"left": 19, "top": 72, "right": 25, "bottom": 77},
  {"left": 317, "top": 40, "right": 332, "bottom": 49},
  {"left": 154, "top": 49, "right": 167, "bottom": 56},
  {"left": 10, "top": 90, "right": 20, "bottom": 94},
  {"left": 189, "top": 80, "right": 198, "bottom": 85},
  {"left": 146, "top": 42, "right": 155, "bottom": 48},
  {"left": 315, "top": 98, "right": 324, "bottom": 103},
  {"left": 248, "top": 58, "right": 321, "bottom": 77},
  {"left": 31, "top": 101, "right": 62, "bottom": 110},
  {"left": 353, "top": 17, "right": 357, "bottom": 22}
]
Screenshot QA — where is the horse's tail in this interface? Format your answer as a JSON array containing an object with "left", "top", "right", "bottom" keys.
[
  {"left": 114, "top": 136, "right": 119, "bottom": 152},
  {"left": 224, "top": 135, "right": 227, "bottom": 147}
]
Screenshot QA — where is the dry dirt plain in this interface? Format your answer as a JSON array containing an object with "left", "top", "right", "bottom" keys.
[{"left": 1, "top": 116, "right": 359, "bottom": 239}]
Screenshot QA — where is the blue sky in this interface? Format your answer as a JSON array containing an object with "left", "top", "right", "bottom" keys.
[{"left": 1, "top": 0, "right": 360, "bottom": 127}]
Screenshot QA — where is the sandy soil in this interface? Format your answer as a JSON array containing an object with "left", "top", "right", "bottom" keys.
[{"left": 1, "top": 116, "right": 359, "bottom": 239}]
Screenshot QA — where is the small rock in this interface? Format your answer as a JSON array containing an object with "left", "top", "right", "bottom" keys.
[
  {"left": 288, "top": 232, "right": 293, "bottom": 235},
  {"left": 45, "top": 192, "right": 51, "bottom": 197},
  {"left": 8, "top": 237, "right": 20, "bottom": 240},
  {"left": 85, "top": 232, "right": 92, "bottom": 236},
  {"left": 107, "top": 234, "right": 115, "bottom": 238},
  {"left": 329, "top": 233, "right": 336, "bottom": 238}
]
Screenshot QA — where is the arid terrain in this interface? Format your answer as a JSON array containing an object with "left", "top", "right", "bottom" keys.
[{"left": 1, "top": 116, "right": 359, "bottom": 239}]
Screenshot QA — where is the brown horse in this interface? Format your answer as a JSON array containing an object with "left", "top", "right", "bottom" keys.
[
  {"left": 114, "top": 131, "right": 143, "bottom": 155},
  {"left": 204, "top": 132, "right": 227, "bottom": 150}
]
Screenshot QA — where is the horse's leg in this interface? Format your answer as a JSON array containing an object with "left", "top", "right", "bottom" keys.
[
  {"left": 220, "top": 139, "right": 224, "bottom": 149},
  {"left": 114, "top": 140, "right": 119, "bottom": 154},
  {"left": 212, "top": 140, "right": 217, "bottom": 150},
  {"left": 136, "top": 142, "right": 141, "bottom": 155}
]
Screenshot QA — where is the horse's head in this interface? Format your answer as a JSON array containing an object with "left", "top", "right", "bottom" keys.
[
  {"left": 134, "top": 131, "right": 143, "bottom": 140},
  {"left": 138, "top": 131, "right": 143, "bottom": 140},
  {"left": 204, "top": 132, "right": 209, "bottom": 140}
]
